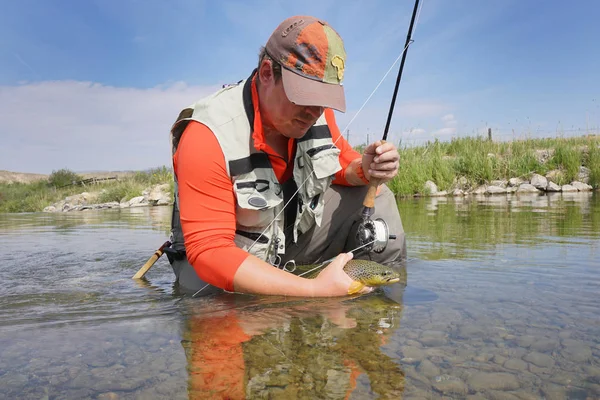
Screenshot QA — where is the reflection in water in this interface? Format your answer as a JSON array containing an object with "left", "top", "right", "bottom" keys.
[
  {"left": 0, "top": 206, "right": 172, "bottom": 236},
  {"left": 400, "top": 192, "right": 600, "bottom": 260},
  {"left": 179, "top": 290, "right": 407, "bottom": 399}
]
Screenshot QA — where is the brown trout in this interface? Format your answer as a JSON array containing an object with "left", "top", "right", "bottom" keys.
[{"left": 301, "top": 259, "right": 402, "bottom": 295}]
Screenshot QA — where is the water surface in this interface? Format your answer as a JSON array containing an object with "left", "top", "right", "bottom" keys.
[{"left": 0, "top": 192, "right": 599, "bottom": 399}]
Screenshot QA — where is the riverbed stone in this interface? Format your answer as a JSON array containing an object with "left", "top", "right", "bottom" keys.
[
  {"left": 585, "top": 365, "right": 600, "bottom": 383},
  {"left": 467, "top": 372, "right": 521, "bottom": 391},
  {"left": 503, "top": 358, "right": 528, "bottom": 372},
  {"left": 530, "top": 338, "right": 559, "bottom": 353},
  {"left": 541, "top": 383, "right": 567, "bottom": 400},
  {"left": 419, "top": 330, "right": 447, "bottom": 346},
  {"left": 399, "top": 346, "right": 426, "bottom": 361},
  {"left": 417, "top": 359, "right": 440, "bottom": 378},
  {"left": 487, "top": 390, "right": 521, "bottom": 400},
  {"left": 433, "top": 378, "right": 469, "bottom": 396},
  {"left": 97, "top": 392, "right": 120, "bottom": 400},
  {"left": 523, "top": 351, "right": 555, "bottom": 368},
  {"left": 493, "top": 355, "right": 507, "bottom": 366},
  {"left": 516, "top": 335, "right": 536, "bottom": 348},
  {"left": 560, "top": 339, "right": 592, "bottom": 362}
]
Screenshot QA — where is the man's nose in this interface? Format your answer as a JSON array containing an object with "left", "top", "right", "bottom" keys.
[{"left": 304, "top": 106, "right": 324, "bottom": 118}]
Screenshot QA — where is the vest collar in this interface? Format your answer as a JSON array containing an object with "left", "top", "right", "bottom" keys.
[{"left": 242, "top": 70, "right": 269, "bottom": 154}]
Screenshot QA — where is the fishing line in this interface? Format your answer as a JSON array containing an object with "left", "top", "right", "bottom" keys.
[
  {"left": 247, "top": 0, "right": 425, "bottom": 255},
  {"left": 297, "top": 239, "right": 377, "bottom": 278}
]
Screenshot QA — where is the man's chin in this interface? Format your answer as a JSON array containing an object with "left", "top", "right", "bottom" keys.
[{"left": 282, "top": 127, "right": 311, "bottom": 139}]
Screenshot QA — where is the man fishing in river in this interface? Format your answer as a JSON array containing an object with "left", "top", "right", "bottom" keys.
[{"left": 167, "top": 15, "right": 406, "bottom": 297}]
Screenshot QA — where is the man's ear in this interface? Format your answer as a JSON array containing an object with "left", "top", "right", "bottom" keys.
[{"left": 258, "top": 59, "right": 274, "bottom": 86}]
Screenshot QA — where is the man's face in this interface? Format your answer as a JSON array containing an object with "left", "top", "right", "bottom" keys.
[{"left": 258, "top": 60, "right": 324, "bottom": 139}]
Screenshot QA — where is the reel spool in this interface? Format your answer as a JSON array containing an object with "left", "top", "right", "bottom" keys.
[{"left": 348, "top": 218, "right": 396, "bottom": 254}]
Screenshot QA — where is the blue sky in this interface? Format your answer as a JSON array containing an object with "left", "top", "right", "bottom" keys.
[{"left": 1, "top": 0, "right": 599, "bottom": 173}]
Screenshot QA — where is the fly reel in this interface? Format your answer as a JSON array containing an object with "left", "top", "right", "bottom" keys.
[{"left": 347, "top": 217, "right": 397, "bottom": 254}]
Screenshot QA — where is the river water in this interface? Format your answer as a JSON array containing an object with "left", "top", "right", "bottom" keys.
[{"left": 0, "top": 192, "right": 598, "bottom": 399}]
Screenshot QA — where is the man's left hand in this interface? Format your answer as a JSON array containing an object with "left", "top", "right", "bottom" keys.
[{"left": 361, "top": 140, "right": 400, "bottom": 183}]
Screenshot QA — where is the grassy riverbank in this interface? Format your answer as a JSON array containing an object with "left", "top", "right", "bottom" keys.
[
  {"left": 387, "top": 135, "right": 600, "bottom": 196},
  {"left": 1, "top": 136, "right": 598, "bottom": 213},
  {"left": 0, "top": 167, "right": 173, "bottom": 213}
]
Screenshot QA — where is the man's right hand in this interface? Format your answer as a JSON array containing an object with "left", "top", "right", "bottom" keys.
[{"left": 310, "top": 252, "right": 373, "bottom": 296}]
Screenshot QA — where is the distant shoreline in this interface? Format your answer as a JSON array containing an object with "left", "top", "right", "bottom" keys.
[{"left": 1, "top": 135, "right": 599, "bottom": 213}]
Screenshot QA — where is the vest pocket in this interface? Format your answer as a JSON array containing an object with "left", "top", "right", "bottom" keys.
[
  {"left": 295, "top": 195, "right": 325, "bottom": 236},
  {"left": 297, "top": 145, "right": 342, "bottom": 200},
  {"left": 234, "top": 174, "right": 283, "bottom": 228}
]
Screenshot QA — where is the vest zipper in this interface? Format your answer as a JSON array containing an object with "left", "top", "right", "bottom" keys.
[
  {"left": 236, "top": 230, "right": 270, "bottom": 244},
  {"left": 306, "top": 144, "right": 335, "bottom": 157}
]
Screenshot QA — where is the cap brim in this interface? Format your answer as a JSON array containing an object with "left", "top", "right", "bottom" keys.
[{"left": 281, "top": 68, "right": 346, "bottom": 113}]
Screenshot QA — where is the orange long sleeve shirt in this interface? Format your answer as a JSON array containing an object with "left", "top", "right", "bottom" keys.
[{"left": 173, "top": 79, "right": 362, "bottom": 291}]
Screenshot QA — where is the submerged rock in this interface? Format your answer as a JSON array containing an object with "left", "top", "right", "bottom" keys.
[{"left": 467, "top": 372, "right": 521, "bottom": 391}]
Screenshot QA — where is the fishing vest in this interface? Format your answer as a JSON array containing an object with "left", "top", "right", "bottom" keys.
[{"left": 169, "top": 73, "right": 342, "bottom": 263}]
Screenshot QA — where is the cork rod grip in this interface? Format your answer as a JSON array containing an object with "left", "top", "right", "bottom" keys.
[
  {"left": 362, "top": 178, "right": 381, "bottom": 208},
  {"left": 362, "top": 139, "right": 386, "bottom": 209}
]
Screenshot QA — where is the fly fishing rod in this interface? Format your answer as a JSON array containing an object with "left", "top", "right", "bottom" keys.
[{"left": 361, "top": 0, "right": 420, "bottom": 222}]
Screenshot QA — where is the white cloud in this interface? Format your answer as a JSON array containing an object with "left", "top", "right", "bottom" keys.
[
  {"left": 434, "top": 113, "right": 458, "bottom": 136},
  {"left": 441, "top": 113, "right": 457, "bottom": 125},
  {"left": 408, "top": 128, "right": 426, "bottom": 135},
  {"left": 0, "top": 80, "right": 219, "bottom": 173},
  {"left": 434, "top": 127, "right": 457, "bottom": 136}
]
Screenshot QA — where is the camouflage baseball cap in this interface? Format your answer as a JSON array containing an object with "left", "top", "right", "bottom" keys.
[{"left": 265, "top": 15, "right": 347, "bottom": 112}]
